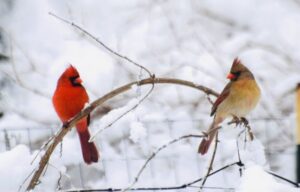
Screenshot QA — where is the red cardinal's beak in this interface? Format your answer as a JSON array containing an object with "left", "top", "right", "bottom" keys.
[
  {"left": 227, "top": 73, "right": 236, "bottom": 80},
  {"left": 75, "top": 77, "right": 83, "bottom": 84}
]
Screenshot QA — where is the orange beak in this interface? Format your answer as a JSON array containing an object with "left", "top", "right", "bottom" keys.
[
  {"left": 74, "top": 77, "right": 83, "bottom": 84},
  {"left": 227, "top": 73, "right": 236, "bottom": 80}
]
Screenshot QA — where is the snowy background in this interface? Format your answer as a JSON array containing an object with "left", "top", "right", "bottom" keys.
[{"left": 0, "top": 0, "right": 299, "bottom": 191}]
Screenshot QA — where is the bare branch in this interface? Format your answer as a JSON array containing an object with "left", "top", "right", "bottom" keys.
[
  {"left": 89, "top": 83, "right": 155, "bottom": 142},
  {"left": 266, "top": 171, "right": 300, "bottom": 187},
  {"left": 122, "top": 126, "right": 224, "bottom": 192},
  {"left": 48, "top": 12, "right": 153, "bottom": 78},
  {"left": 7, "top": 35, "right": 50, "bottom": 99},
  {"left": 200, "top": 132, "right": 219, "bottom": 191},
  {"left": 52, "top": 160, "right": 300, "bottom": 191},
  {"left": 26, "top": 77, "right": 219, "bottom": 191},
  {"left": 122, "top": 134, "right": 204, "bottom": 192},
  {"left": 65, "top": 162, "right": 241, "bottom": 192}
]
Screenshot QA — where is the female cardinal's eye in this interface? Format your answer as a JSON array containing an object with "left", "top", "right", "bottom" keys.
[{"left": 233, "top": 71, "right": 241, "bottom": 77}]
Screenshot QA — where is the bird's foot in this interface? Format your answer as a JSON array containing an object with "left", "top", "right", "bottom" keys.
[
  {"left": 240, "top": 117, "right": 249, "bottom": 126},
  {"left": 240, "top": 117, "right": 254, "bottom": 140},
  {"left": 228, "top": 116, "right": 249, "bottom": 128},
  {"left": 62, "top": 122, "right": 70, "bottom": 128},
  {"left": 228, "top": 116, "right": 241, "bottom": 127}
]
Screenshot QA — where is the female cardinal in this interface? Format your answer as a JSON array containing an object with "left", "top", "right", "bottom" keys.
[
  {"left": 198, "top": 58, "right": 261, "bottom": 155},
  {"left": 52, "top": 65, "right": 99, "bottom": 164}
]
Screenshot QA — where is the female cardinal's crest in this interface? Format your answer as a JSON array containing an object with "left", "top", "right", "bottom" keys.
[
  {"left": 233, "top": 58, "right": 241, "bottom": 67},
  {"left": 231, "top": 58, "right": 248, "bottom": 72}
]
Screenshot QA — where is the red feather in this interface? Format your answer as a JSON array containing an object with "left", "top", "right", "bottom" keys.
[
  {"left": 76, "top": 117, "right": 99, "bottom": 164},
  {"left": 52, "top": 66, "right": 99, "bottom": 164}
]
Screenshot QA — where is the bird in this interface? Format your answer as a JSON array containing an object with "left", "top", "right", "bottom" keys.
[
  {"left": 198, "top": 58, "right": 261, "bottom": 155},
  {"left": 52, "top": 65, "right": 99, "bottom": 164}
]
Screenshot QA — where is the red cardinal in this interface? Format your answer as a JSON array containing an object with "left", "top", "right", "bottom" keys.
[
  {"left": 198, "top": 58, "right": 261, "bottom": 155},
  {"left": 52, "top": 65, "right": 99, "bottom": 164}
]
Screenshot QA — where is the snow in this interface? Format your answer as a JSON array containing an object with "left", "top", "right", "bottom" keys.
[
  {"left": 237, "top": 165, "right": 299, "bottom": 192},
  {"left": 129, "top": 120, "right": 146, "bottom": 143},
  {"left": 0, "top": 145, "right": 36, "bottom": 191},
  {"left": 0, "top": 0, "right": 300, "bottom": 191},
  {"left": 89, "top": 98, "right": 139, "bottom": 142}
]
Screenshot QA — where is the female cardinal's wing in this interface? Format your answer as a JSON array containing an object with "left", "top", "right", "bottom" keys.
[{"left": 210, "top": 82, "right": 231, "bottom": 116}]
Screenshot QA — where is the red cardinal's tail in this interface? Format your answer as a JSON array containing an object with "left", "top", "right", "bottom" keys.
[{"left": 76, "top": 119, "right": 99, "bottom": 164}]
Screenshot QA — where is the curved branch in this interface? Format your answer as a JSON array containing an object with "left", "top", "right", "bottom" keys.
[{"left": 26, "top": 77, "right": 218, "bottom": 191}]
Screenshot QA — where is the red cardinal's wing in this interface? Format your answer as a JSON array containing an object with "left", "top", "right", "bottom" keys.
[{"left": 210, "top": 82, "right": 231, "bottom": 116}]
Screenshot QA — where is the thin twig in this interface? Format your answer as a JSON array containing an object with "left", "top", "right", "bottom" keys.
[
  {"left": 18, "top": 168, "right": 36, "bottom": 192},
  {"left": 6, "top": 36, "right": 50, "bottom": 98},
  {"left": 206, "top": 94, "right": 214, "bottom": 105},
  {"left": 236, "top": 139, "right": 242, "bottom": 165},
  {"left": 123, "top": 127, "right": 223, "bottom": 192},
  {"left": 235, "top": 136, "right": 244, "bottom": 177},
  {"left": 89, "top": 82, "right": 155, "bottom": 142},
  {"left": 65, "top": 162, "right": 241, "bottom": 192},
  {"left": 56, "top": 172, "right": 63, "bottom": 191},
  {"left": 26, "top": 77, "right": 219, "bottom": 191},
  {"left": 60, "top": 162, "right": 300, "bottom": 191},
  {"left": 30, "top": 131, "right": 58, "bottom": 165},
  {"left": 266, "top": 171, "right": 300, "bottom": 187},
  {"left": 61, "top": 159, "right": 300, "bottom": 192},
  {"left": 48, "top": 12, "right": 153, "bottom": 78},
  {"left": 9, "top": 36, "right": 22, "bottom": 85},
  {"left": 185, "top": 162, "right": 241, "bottom": 186},
  {"left": 201, "top": 126, "right": 222, "bottom": 139},
  {"left": 199, "top": 132, "right": 219, "bottom": 191},
  {"left": 65, "top": 186, "right": 235, "bottom": 191},
  {"left": 122, "top": 134, "right": 204, "bottom": 192}
]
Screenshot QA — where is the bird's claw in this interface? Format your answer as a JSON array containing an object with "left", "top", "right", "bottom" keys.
[
  {"left": 62, "top": 122, "right": 70, "bottom": 128},
  {"left": 228, "top": 116, "right": 241, "bottom": 127},
  {"left": 240, "top": 117, "right": 249, "bottom": 126},
  {"left": 228, "top": 116, "right": 249, "bottom": 128}
]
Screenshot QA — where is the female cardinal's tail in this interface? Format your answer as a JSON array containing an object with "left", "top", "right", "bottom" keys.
[
  {"left": 198, "top": 137, "right": 214, "bottom": 155},
  {"left": 198, "top": 121, "right": 218, "bottom": 155},
  {"left": 76, "top": 118, "right": 99, "bottom": 164}
]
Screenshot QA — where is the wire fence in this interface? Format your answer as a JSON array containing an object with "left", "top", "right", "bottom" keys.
[{"left": 0, "top": 118, "right": 297, "bottom": 191}]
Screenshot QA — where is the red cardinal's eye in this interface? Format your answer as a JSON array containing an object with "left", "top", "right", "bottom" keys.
[{"left": 69, "top": 76, "right": 82, "bottom": 86}]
